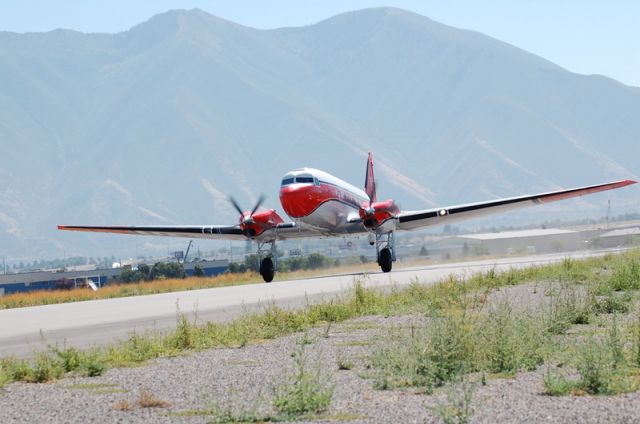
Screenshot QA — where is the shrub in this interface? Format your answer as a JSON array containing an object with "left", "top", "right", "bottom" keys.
[
  {"left": 475, "top": 301, "right": 545, "bottom": 373},
  {"left": 371, "top": 315, "right": 470, "bottom": 392},
  {"left": 430, "top": 379, "right": 476, "bottom": 424},
  {"left": 31, "top": 353, "right": 64, "bottom": 383},
  {"left": 273, "top": 347, "right": 333, "bottom": 417},
  {"left": 546, "top": 287, "right": 592, "bottom": 334},
  {"left": 542, "top": 367, "right": 575, "bottom": 396},
  {"left": 575, "top": 339, "right": 613, "bottom": 394}
]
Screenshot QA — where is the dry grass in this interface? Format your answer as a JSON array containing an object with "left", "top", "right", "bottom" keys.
[
  {"left": 0, "top": 272, "right": 259, "bottom": 309},
  {"left": 112, "top": 400, "right": 133, "bottom": 411},
  {"left": 0, "top": 259, "right": 389, "bottom": 310},
  {"left": 0, "top": 254, "right": 485, "bottom": 310},
  {"left": 137, "top": 388, "right": 171, "bottom": 408}
]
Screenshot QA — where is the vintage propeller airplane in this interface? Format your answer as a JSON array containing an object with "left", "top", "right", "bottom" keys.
[{"left": 59, "top": 153, "right": 636, "bottom": 282}]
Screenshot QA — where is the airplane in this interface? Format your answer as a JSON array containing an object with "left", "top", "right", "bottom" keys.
[{"left": 59, "top": 153, "right": 636, "bottom": 282}]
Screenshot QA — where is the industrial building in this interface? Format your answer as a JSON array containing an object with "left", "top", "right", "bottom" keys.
[{"left": 0, "top": 260, "right": 228, "bottom": 296}]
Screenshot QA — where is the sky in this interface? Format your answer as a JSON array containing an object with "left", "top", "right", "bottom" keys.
[{"left": 1, "top": 0, "right": 638, "bottom": 87}]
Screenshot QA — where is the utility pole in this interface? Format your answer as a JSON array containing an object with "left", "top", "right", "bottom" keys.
[{"left": 606, "top": 199, "right": 611, "bottom": 229}]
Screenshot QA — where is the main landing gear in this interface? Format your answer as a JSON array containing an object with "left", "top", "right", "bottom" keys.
[
  {"left": 375, "top": 232, "right": 396, "bottom": 273},
  {"left": 257, "top": 241, "right": 277, "bottom": 283}
]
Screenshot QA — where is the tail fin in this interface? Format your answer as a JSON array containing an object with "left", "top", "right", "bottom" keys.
[{"left": 364, "top": 152, "right": 377, "bottom": 203}]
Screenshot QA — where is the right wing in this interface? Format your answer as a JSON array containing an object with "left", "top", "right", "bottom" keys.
[{"left": 397, "top": 179, "right": 636, "bottom": 231}]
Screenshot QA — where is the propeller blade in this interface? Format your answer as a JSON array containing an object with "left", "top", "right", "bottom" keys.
[
  {"left": 228, "top": 196, "right": 244, "bottom": 216},
  {"left": 250, "top": 194, "right": 266, "bottom": 216}
]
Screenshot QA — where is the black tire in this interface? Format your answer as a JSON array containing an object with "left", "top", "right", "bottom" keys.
[
  {"left": 378, "top": 248, "right": 392, "bottom": 273},
  {"left": 260, "top": 257, "right": 275, "bottom": 283}
]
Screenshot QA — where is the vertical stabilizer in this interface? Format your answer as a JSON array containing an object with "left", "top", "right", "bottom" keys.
[{"left": 364, "top": 152, "right": 377, "bottom": 203}]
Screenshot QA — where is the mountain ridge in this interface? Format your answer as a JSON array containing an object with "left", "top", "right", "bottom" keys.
[{"left": 0, "top": 7, "right": 638, "bottom": 259}]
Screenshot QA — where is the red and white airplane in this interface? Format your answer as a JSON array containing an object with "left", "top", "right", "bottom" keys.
[{"left": 59, "top": 153, "right": 636, "bottom": 282}]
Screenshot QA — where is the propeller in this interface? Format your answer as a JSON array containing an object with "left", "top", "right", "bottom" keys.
[{"left": 229, "top": 194, "right": 266, "bottom": 226}]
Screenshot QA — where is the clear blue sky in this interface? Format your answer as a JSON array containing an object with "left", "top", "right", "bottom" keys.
[{"left": 2, "top": 0, "right": 638, "bottom": 87}]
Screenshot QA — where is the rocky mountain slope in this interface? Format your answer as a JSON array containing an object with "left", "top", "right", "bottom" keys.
[{"left": 0, "top": 8, "right": 638, "bottom": 258}]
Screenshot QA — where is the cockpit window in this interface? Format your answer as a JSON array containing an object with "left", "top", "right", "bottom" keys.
[
  {"left": 281, "top": 177, "right": 295, "bottom": 186},
  {"left": 296, "top": 177, "right": 314, "bottom": 183}
]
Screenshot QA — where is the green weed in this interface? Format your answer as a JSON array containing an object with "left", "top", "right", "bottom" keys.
[
  {"left": 542, "top": 367, "right": 576, "bottom": 396},
  {"left": 430, "top": 378, "right": 476, "bottom": 424},
  {"left": 273, "top": 346, "right": 333, "bottom": 417}
]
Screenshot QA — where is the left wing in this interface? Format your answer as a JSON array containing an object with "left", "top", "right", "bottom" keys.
[
  {"left": 57, "top": 222, "right": 323, "bottom": 242},
  {"left": 397, "top": 179, "right": 636, "bottom": 231},
  {"left": 58, "top": 225, "right": 246, "bottom": 240}
]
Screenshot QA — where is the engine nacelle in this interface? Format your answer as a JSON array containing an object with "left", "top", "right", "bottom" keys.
[
  {"left": 239, "top": 209, "right": 284, "bottom": 237},
  {"left": 359, "top": 199, "right": 400, "bottom": 229}
]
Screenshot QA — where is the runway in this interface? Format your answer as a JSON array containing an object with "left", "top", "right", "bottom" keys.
[{"left": 0, "top": 249, "right": 623, "bottom": 357}]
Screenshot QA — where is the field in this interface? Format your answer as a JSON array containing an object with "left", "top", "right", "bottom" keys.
[
  {"left": 2, "top": 250, "right": 640, "bottom": 422},
  {"left": 0, "top": 260, "right": 392, "bottom": 310}
]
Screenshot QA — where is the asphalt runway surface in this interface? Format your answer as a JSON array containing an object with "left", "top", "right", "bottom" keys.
[{"left": 0, "top": 249, "right": 625, "bottom": 357}]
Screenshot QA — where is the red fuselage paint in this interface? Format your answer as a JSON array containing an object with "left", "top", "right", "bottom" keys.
[{"left": 278, "top": 168, "right": 398, "bottom": 231}]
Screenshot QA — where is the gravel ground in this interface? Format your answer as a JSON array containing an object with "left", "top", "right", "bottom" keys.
[{"left": 1, "top": 285, "right": 639, "bottom": 423}]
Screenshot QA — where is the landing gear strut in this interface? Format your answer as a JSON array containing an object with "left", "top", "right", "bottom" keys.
[
  {"left": 257, "top": 241, "right": 277, "bottom": 283},
  {"left": 375, "top": 232, "right": 396, "bottom": 273}
]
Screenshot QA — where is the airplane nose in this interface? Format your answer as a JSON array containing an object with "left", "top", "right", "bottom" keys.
[{"left": 279, "top": 184, "right": 318, "bottom": 218}]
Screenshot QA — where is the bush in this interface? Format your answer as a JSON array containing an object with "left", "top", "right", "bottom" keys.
[
  {"left": 119, "top": 269, "right": 145, "bottom": 284},
  {"left": 609, "top": 259, "right": 640, "bottom": 291},
  {"left": 546, "top": 287, "right": 592, "bottom": 334},
  {"left": 273, "top": 347, "right": 333, "bottom": 417},
  {"left": 575, "top": 339, "right": 613, "bottom": 394},
  {"left": 475, "top": 301, "right": 545, "bottom": 373},
  {"left": 31, "top": 353, "right": 64, "bottom": 383},
  {"left": 193, "top": 265, "right": 205, "bottom": 277},
  {"left": 543, "top": 367, "right": 575, "bottom": 396},
  {"left": 150, "top": 262, "right": 185, "bottom": 280},
  {"left": 371, "top": 315, "right": 470, "bottom": 392}
]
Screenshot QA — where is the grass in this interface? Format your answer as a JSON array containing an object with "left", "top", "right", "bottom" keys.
[
  {"left": 0, "top": 272, "right": 260, "bottom": 310},
  {"left": 430, "top": 378, "right": 477, "bottom": 424},
  {"left": 0, "top": 258, "right": 404, "bottom": 311},
  {"left": 0, "top": 252, "right": 557, "bottom": 311},
  {"left": 2, "top": 249, "right": 640, "bottom": 397},
  {"left": 273, "top": 345, "right": 334, "bottom": 417},
  {"left": 137, "top": 388, "right": 171, "bottom": 408}
]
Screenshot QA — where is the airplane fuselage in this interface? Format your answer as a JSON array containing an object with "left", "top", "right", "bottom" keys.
[{"left": 279, "top": 168, "right": 371, "bottom": 233}]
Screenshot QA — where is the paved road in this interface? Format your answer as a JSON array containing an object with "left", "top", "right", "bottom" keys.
[{"left": 0, "top": 249, "right": 623, "bottom": 357}]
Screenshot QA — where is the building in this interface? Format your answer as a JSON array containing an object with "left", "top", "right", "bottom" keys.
[
  {"left": 427, "top": 228, "right": 586, "bottom": 258},
  {"left": 0, "top": 259, "right": 228, "bottom": 296},
  {"left": 596, "top": 227, "right": 640, "bottom": 248}
]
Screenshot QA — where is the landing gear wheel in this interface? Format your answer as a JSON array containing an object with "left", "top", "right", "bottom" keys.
[
  {"left": 378, "top": 248, "right": 392, "bottom": 273},
  {"left": 260, "top": 257, "right": 275, "bottom": 283}
]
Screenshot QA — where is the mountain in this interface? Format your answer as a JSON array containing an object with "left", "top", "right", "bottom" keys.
[{"left": 0, "top": 7, "right": 639, "bottom": 259}]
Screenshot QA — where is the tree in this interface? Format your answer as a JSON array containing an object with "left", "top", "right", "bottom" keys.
[
  {"left": 149, "top": 262, "right": 185, "bottom": 280},
  {"left": 119, "top": 269, "right": 145, "bottom": 283},
  {"left": 244, "top": 254, "right": 260, "bottom": 271},
  {"left": 306, "top": 253, "right": 327, "bottom": 269},
  {"left": 137, "top": 264, "right": 151, "bottom": 279},
  {"left": 194, "top": 265, "right": 205, "bottom": 277},
  {"left": 419, "top": 245, "right": 429, "bottom": 256}
]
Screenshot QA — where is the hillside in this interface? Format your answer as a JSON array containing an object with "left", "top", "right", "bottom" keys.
[{"left": 0, "top": 7, "right": 638, "bottom": 258}]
